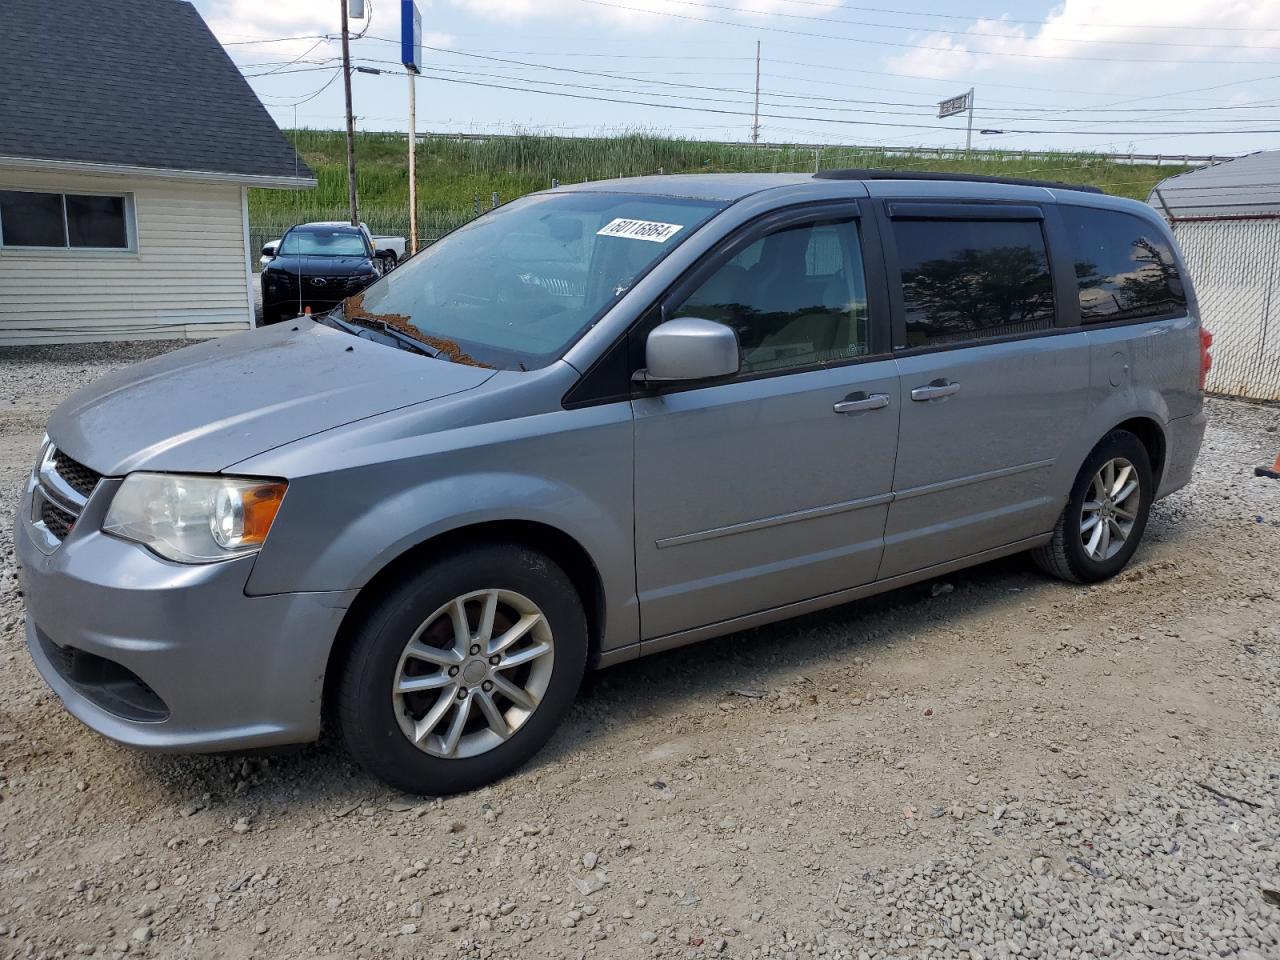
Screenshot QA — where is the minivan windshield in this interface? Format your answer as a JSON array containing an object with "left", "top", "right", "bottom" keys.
[
  {"left": 279, "top": 226, "right": 368, "bottom": 257},
  {"left": 344, "top": 192, "right": 724, "bottom": 369}
]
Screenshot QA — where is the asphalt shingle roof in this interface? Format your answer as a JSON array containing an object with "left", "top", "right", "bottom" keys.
[{"left": 0, "top": 0, "right": 312, "bottom": 182}]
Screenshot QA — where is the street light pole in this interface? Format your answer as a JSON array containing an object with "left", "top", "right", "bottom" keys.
[
  {"left": 966, "top": 87, "right": 975, "bottom": 154},
  {"left": 752, "top": 41, "right": 761, "bottom": 144},
  {"left": 340, "top": 0, "right": 360, "bottom": 226}
]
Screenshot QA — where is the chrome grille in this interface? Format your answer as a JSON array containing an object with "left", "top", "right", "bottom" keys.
[
  {"left": 39, "top": 498, "right": 76, "bottom": 539},
  {"left": 51, "top": 450, "right": 101, "bottom": 498},
  {"left": 28, "top": 442, "right": 95, "bottom": 553}
]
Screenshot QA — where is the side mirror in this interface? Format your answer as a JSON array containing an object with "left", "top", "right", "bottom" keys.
[
  {"left": 637, "top": 317, "right": 740, "bottom": 384},
  {"left": 260, "top": 242, "right": 278, "bottom": 258}
]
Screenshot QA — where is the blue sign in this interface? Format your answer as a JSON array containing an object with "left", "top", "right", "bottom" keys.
[{"left": 401, "top": 0, "right": 422, "bottom": 74}]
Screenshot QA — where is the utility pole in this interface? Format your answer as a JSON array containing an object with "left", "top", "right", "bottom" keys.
[
  {"left": 340, "top": 0, "right": 360, "bottom": 226},
  {"left": 751, "top": 41, "right": 761, "bottom": 144},
  {"left": 407, "top": 70, "right": 418, "bottom": 254},
  {"left": 965, "top": 86, "right": 975, "bottom": 154}
]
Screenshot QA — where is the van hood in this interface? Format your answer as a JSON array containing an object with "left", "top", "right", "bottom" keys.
[
  {"left": 265, "top": 254, "right": 373, "bottom": 277},
  {"left": 47, "top": 319, "right": 496, "bottom": 476}
]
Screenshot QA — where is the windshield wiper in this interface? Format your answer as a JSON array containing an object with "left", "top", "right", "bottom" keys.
[{"left": 318, "top": 308, "right": 443, "bottom": 360}]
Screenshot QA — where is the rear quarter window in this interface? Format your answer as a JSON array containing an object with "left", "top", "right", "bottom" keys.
[{"left": 1060, "top": 206, "right": 1187, "bottom": 323}]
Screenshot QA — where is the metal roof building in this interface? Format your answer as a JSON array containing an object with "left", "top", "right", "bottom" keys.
[
  {"left": 1150, "top": 153, "right": 1280, "bottom": 400},
  {"left": 1149, "top": 151, "right": 1280, "bottom": 222}
]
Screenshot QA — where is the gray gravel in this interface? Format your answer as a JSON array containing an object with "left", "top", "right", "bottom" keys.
[{"left": 0, "top": 341, "right": 1278, "bottom": 960}]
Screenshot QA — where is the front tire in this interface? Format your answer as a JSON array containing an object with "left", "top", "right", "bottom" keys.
[
  {"left": 336, "top": 543, "right": 588, "bottom": 795},
  {"left": 1033, "top": 430, "right": 1153, "bottom": 583}
]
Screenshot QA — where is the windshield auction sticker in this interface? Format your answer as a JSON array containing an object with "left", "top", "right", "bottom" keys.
[{"left": 596, "top": 218, "right": 684, "bottom": 242}]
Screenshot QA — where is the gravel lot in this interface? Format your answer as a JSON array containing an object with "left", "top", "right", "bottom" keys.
[{"left": 2, "top": 341, "right": 1279, "bottom": 960}]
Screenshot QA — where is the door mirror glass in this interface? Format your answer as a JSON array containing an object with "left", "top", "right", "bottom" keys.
[
  {"left": 641, "top": 317, "right": 740, "bottom": 382},
  {"left": 261, "top": 242, "right": 278, "bottom": 258}
]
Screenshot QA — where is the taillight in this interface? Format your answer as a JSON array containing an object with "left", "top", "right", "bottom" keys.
[{"left": 1199, "top": 327, "right": 1213, "bottom": 391}]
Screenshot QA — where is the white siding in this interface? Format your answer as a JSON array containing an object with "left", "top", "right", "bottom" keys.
[{"left": 0, "top": 169, "right": 253, "bottom": 345}]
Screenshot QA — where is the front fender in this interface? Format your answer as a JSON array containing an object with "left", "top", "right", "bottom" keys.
[{"left": 240, "top": 396, "right": 639, "bottom": 651}]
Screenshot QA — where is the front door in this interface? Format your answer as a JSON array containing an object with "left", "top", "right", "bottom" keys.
[
  {"left": 632, "top": 206, "right": 901, "bottom": 640},
  {"left": 878, "top": 203, "right": 1090, "bottom": 578}
]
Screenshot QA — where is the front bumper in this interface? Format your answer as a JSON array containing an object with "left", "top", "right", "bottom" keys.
[
  {"left": 16, "top": 478, "right": 356, "bottom": 752},
  {"left": 262, "top": 276, "right": 375, "bottom": 317},
  {"left": 262, "top": 294, "right": 347, "bottom": 318}
]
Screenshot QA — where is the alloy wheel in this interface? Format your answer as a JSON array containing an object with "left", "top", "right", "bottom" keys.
[
  {"left": 391, "top": 589, "right": 554, "bottom": 759},
  {"left": 1079, "top": 457, "right": 1141, "bottom": 562}
]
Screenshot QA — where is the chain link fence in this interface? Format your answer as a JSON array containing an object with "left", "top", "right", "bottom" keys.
[
  {"left": 1173, "top": 218, "right": 1280, "bottom": 402},
  {"left": 249, "top": 206, "right": 479, "bottom": 273}
]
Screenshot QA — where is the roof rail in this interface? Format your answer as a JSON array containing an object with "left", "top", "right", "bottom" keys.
[{"left": 813, "top": 168, "right": 1103, "bottom": 194}]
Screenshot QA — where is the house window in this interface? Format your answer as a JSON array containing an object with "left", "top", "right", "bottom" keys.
[{"left": 0, "top": 190, "right": 131, "bottom": 250}]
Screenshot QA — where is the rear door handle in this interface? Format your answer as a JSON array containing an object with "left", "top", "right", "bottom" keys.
[
  {"left": 833, "top": 392, "right": 890, "bottom": 414},
  {"left": 910, "top": 379, "right": 961, "bottom": 401}
]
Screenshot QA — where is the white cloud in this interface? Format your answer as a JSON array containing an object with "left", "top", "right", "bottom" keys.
[
  {"left": 884, "top": 0, "right": 1280, "bottom": 81},
  {"left": 445, "top": 0, "right": 840, "bottom": 30},
  {"left": 206, "top": 0, "right": 454, "bottom": 71},
  {"left": 206, "top": 0, "right": 341, "bottom": 56}
]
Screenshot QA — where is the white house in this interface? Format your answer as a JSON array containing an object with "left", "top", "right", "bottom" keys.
[
  {"left": 0, "top": 0, "right": 315, "bottom": 345},
  {"left": 1150, "top": 153, "right": 1280, "bottom": 401}
]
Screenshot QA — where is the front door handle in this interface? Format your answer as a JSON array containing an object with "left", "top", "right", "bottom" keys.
[
  {"left": 833, "top": 392, "right": 890, "bottom": 414},
  {"left": 910, "top": 379, "right": 961, "bottom": 401}
]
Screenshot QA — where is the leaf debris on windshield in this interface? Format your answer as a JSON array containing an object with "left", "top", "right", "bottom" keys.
[{"left": 345, "top": 293, "right": 488, "bottom": 368}]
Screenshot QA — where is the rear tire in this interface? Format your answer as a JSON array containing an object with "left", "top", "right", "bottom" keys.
[
  {"left": 1033, "top": 430, "right": 1153, "bottom": 583},
  {"left": 336, "top": 543, "right": 588, "bottom": 795}
]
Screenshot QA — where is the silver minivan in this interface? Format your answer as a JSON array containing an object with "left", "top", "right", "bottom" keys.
[{"left": 17, "top": 171, "right": 1209, "bottom": 793}]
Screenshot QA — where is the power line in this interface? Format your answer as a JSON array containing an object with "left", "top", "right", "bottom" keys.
[
  {"left": 349, "top": 32, "right": 1192, "bottom": 98},
  {"left": 574, "top": 0, "right": 1280, "bottom": 66},
  {"left": 620, "top": 0, "right": 1280, "bottom": 51},
  {"left": 394, "top": 67, "right": 1280, "bottom": 135},
  {"left": 256, "top": 68, "right": 345, "bottom": 106},
  {"left": 979, "top": 72, "right": 1280, "bottom": 148},
  {"left": 223, "top": 34, "right": 330, "bottom": 45},
  {"left": 751, "top": 0, "right": 1280, "bottom": 34},
  {"left": 359, "top": 44, "right": 1273, "bottom": 122},
  {"left": 410, "top": 59, "right": 1280, "bottom": 116},
  {"left": 405, "top": 63, "right": 1280, "bottom": 125},
  {"left": 252, "top": 57, "right": 1280, "bottom": 136}
]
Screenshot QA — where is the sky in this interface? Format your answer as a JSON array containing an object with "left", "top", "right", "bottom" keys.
[{"left": 193, "top": 0, "right": 1280, "bottom": 157}]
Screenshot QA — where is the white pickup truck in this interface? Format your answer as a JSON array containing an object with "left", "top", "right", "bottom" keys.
[{"left": 260, "top": 221, "right": 406, "bottom": 270}]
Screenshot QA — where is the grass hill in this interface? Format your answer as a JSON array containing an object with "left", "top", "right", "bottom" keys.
[{"left": 248, "top": 128, "right": 1189, "bottom": 254}]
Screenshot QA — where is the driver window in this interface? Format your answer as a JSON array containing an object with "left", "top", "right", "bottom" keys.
[{"left": 674, "top": 217, "right": 870, "bottom": 374}]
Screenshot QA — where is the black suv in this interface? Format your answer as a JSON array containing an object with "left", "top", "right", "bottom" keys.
[{"left": 260, "top": 222, "right": 382, "bottom": 325}]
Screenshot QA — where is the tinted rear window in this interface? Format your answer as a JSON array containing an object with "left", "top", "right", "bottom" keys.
[
  {"left": 1060, "top": 206, "right": 1186, "bottom": 323},
  {"left": 893, "top": 218, "right": 1055, "bottom": 347}
]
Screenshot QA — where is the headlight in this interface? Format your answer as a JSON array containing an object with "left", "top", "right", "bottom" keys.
[{"left": 103, "top": 473, "right": 287, "bottom": 563}]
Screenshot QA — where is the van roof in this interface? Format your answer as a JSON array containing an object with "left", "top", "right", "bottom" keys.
[
  {"left": 814, "top": 168, "right": 1103, "bottom": 193},
  {"left": 560, "top": 170, "right": 1103, "bottom": 203}
]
